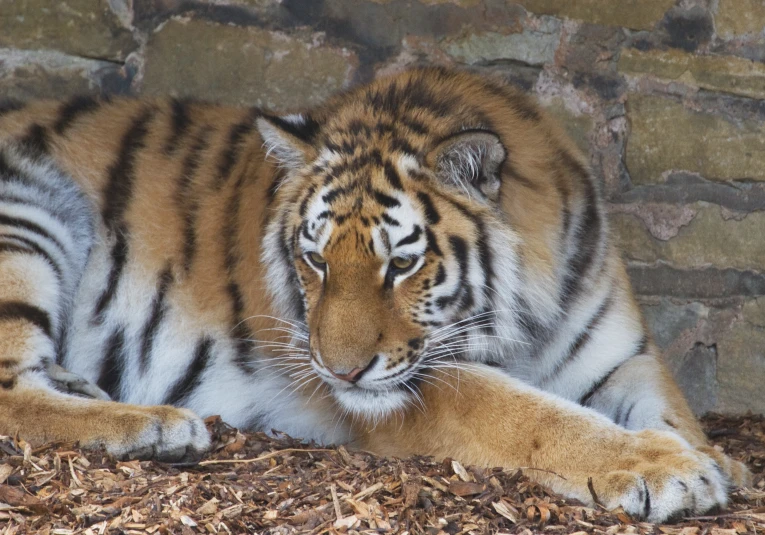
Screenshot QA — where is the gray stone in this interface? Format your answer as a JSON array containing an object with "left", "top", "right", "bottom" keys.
[
  {"left": 627, "top": 265, "right": 765, "bottom": 299},
  {"left": 625, "top": 94, "right": 765, "bottom": 184},
  {"left": 141, "top": 19, "right": 357, "bottom": 110},
  {"left": 515, "top": 0, "right": 676, "bottom": 31},
  {"left": 612, "top": 204, "right": 765, "bottom": 271},
  {"left": 0, "top": 0, "right": 136, "bottom": 61},
  {"left": 667, "top": 343, "right": 718, "bottom": 417},
  {"left": 0, "top": 49, "right": 128, "bottom": 100},
  {"left": 443, "top": 20, "right": 561, "bottom": 66}
]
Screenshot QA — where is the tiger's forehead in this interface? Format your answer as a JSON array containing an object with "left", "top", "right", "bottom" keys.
[{"left": 297, "top": 148, "right": 429, "bottom": 259}]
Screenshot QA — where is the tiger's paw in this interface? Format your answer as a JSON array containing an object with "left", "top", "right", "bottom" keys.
[
  {"left": 97, "top": 405, "right": 211, "bottom": 463},
  {"left": 697, "top": 445, "right": 753, "bottom": 488},
  {"left": 594, "top": 430, "right": 728, "bottom": 523}
]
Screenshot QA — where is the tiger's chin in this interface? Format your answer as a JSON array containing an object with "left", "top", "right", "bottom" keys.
[{"left": 333, "top": 386, "right": 411, "bottom": 422}]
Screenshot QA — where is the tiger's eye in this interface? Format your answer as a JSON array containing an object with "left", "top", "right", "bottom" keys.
[
  {"left": 309, "top": 252, "right": 326, "bottom": 266},
  {"left": 392, "top": 256, "right": 415, "bottom": 270}
]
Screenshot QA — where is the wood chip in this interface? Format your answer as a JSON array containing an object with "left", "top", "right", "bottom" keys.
[{"left": 0, "top": 414, "right": 759, "bottom": 534}]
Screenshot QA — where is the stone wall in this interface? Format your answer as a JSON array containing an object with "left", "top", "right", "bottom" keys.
[{"left": 1, "top": 0, "right": 763, "bottom": 415}]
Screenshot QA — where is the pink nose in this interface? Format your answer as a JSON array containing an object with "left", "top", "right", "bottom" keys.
[
  {"left": 328, "top": 356, "right": 378, "bottom": 383},
  {"left": 329, "top": 367, "right": 365, "bottom": 383}
]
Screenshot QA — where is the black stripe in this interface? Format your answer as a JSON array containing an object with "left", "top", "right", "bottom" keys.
[
  {"left": 215, "top": 108, "right": 259, "bottom": 188},
  {"left": 223, "top": 175, "right": 258, "bottom": 373},
  {"left": 417, "top": 191, "right": 440, "bottom": 225},
  {"left": 176, "top": 125, "right": 212, "bottom": 272},
  {"left": 425, "top": 227, "right": 443, "bottom": 257},
  {"left": 164, "top": 98, "right": 192, "bottom": 154},
  {"left": 54, "top": 95, "right": 99, "bottom": 135},
  {"left": 138, "top": 267, "right": 174, "bottom": 374},
  {"left": 436, "top": 235, "right": 469, "bottom": 310},
  {"left": 164, "top": 337, "right": 213, "bottom": 405},
  {"left": 558, "top": 153, "right": 602, "bottom": 310},
  {"left": 0, "top": 99, "right": 24, "bottom": 117},
  {"left": 298, "top": 184, "right": 317, "bottom": 216},
  {"left": 380, "top": 213, "right": 400, "bottom": 227},
  {"left": 0, "top": 301, "right": 52, "bottom": 337},
  {"left": 543, "top": 293, "right": 613, "bottom": 383},
  {"left": 433, "top": 263, "right": 446, "bottom": 286},
  {"left": 396, "top": 225, "right": 422, "bottom": 247},
  {"left": 383, "top": 160, "right": 403, "bottom": 190},
  {"left": 579, "top": 337, "right": 646, "bottom": 409},
  {"left": 92, "top": 231, "right": 128, "bottom": 322},
  {"left": 18, "top": 124, "right": 50, "bottom": 158},
  {"left": 94, "top": 110, "right": 153, "bottom": 322},
  {"left": 97, "top": 329, "right": 126, "bottom": 401},
  {"left": 373, "top": 189, "right": 400, "bottom": 208},
  {"left": 260, "top": 113, "right": 319, "bottom": 143},
  {"left": 101, "top": 108, "right": 153, "bottom": 232},
  {"left": 0, "top": 214, "right": 67, "bottom": 254},
  {"left": 0, "top": 238, "right": 62, "bottom": 280}
]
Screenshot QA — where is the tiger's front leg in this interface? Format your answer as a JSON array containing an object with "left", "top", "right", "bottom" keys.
[
  {"left": 0, "top": 147, "right": 209, "bottom": 461},
  {"left": 354, "top": 365, "right": 732, "bottom": 523},
  {"left": 580, "top": 349, "right": 752, "bottom": 488}
]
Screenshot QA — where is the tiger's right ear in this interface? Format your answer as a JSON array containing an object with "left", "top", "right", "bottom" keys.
[{"left": 256, "top": 113, "right": 319, "bottom": 170}]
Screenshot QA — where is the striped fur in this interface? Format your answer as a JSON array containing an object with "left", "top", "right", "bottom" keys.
[{"left": 0, "top": 68, "right": 750, "bottom": 521}]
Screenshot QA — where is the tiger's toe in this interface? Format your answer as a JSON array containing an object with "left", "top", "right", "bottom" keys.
[{"left": 105, "top": 405, "right": 211, "bottom": 462}]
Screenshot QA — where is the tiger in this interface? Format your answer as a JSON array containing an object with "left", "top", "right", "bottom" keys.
[{"left": 0, "top": 66, "right": 751, "bottom": 522}]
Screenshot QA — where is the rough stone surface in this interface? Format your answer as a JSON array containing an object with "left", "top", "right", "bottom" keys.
[
  {"left": 516, "top": 0, "right": 676, "bottom": 31},
  {"left": 717, "top": 311, "right": 765, "bottom": 414},
  {"left": 619, "top": 48, "right": 765, "bottom": 100},
  {"left": 443, "top": 19, "right": 561, "bottom": 66},
  {"left": 642, "top": 298, "right": 765, "bottom": 415},
  {"left": 142, "top": 18, "right": 356, "bottom": 110},
  {"left": 715, "top": 0, "right": 765, "bottom": 38},
  {"left": 626, "top": 94, "right": 765, "bottom": 184},
  {"left": 0, "top": 0, "right": 136, "bottom": 61},
  {"left": 540, "top": 99, "right": 594, "bottom": 154},
  {"left": 628, "top": 265, "right": 765, "bottom": 299},
  {"left": 1, "top": 0, "right": 764, "bottom": 414},
  {"left": 0, "top": 50, "right": 131, "bottom": 99},
  {"left": 613, "top": 205, "right": 765, "bottom": 271}
]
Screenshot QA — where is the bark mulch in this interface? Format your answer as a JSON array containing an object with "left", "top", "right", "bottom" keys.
[{"left": 0, "top": 414, "right": 762, "bottom": 535}]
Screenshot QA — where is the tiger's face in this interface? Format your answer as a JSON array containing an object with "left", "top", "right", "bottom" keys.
[{"left": 258, "top": 73, "right": 516, "bottom": 420}]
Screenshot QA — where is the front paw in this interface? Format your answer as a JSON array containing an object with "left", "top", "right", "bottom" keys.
[
  {"left": 594, "top": 430, "right": 729, "bottom": 523},
  {"left": 697, "top": 445, "right": 753, "bottom": 488},
  {"left": 97, "top": 405, "right": 211, "bottom": 463}
]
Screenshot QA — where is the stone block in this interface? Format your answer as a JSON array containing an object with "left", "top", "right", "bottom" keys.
[
  {"left": 715, "top": 0, "right": 765, "bottom": 38},
  {"left": 515, "top": 0, "right": 675, "bottom": 31},
  {"left": 619, "top": 48, "right": 765, "bottom": 100},
  {"left": 625, "top": 94, "right": 765, "bottom": 183},
  {"left": 141, "top": 18, "right": 356, "bottom": 110},
  {"left": 612, "top": 204, "right": 765, "bottom": 271},
  {"left": 443, "top": 19, "right": 561, "bottom": 66},
  {"left": 0, "top": 50, "right": 130, "bottom": 100},
  {"left": 0, "top": 0, "right": 136, "bottom": 61},
  {"left": 541, "top": 99, "right": 594, "bottom": 154},
  {"left": 641, "top": 298, "right": 765, "bottom": 415},
  {"left": 717, "top": 300, "right": 765, "bottom": 414}
]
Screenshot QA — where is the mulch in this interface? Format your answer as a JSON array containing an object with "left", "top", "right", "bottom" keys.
[{"left": 0, "top": 414, "right": 762, "bottom": 535}]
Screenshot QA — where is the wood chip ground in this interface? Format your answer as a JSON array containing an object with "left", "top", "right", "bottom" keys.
[{"left": 0, "top": 414, "right": 762, "bottom": 534}]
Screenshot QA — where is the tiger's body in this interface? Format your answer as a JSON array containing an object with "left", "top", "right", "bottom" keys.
[{"left": 0, "top": 68, "right": 750, "bottom": 522}]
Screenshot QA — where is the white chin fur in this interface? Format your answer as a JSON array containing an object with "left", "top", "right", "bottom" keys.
[{"left": 334, "top": 387, "right": 411, "bottom": 422}]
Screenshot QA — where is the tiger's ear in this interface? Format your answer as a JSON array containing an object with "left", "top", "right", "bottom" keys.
[
  {"left": 256, "top": 113, "right": 319, "bottom": 170},
  {"left": 427, "top": 130, "right": 506, "bottom": 201}
]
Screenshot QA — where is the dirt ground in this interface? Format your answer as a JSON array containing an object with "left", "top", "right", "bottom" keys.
[{"left": 0, "top": 413, "right": 762, "bottom": 534}]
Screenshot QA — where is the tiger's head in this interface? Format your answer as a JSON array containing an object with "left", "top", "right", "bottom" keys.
[{"left": 257, "top": 68, "right": 581, "bottom": 420}]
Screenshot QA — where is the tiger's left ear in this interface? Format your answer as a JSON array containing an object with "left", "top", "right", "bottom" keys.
[
  {"left": 256, "top": 113, "right": 319, "bottom": 170},
  {"left": 427, "top": 130, "right": 506, "bottom": 202}
]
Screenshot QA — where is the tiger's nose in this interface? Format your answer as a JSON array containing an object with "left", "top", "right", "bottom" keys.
[{"left": 328, "top": 356, "right": 378, "bottom": 384}]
